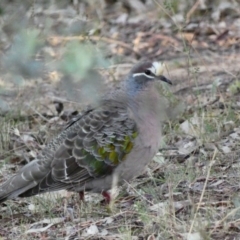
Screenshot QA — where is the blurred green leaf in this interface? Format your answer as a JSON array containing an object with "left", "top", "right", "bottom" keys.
[
  {"left": 58, "top": 41, "right": 109, "bottom": 104},
  {"left": 60, "top": 41, "right": 109, "bottom": 79},
  {"left": 228, "top": 80, "right": 240, "bottom": 95},
  {"left": 3, "top": 29, "right": 44, "bottom": 79}
]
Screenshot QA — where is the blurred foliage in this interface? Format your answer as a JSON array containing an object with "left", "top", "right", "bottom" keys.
[
  {"left": 228, "top": 80, "right": 240, "bottom": 95},
  {"left": 59, "top": 41, "right": 109, "bottom": 104},
  {"left": 60, "top": 41, "right": 108, "bottom": 78},
  {"left": 0, "top": 0, "right": 111, "bottom": 110},
  {"left": 3, "top": 30, "right": 44, "bottom": 81}
]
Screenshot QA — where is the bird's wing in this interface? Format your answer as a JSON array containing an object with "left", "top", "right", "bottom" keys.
[
  {"left": 53, "top": 101, "right": 138, "bottom": 182},
  {"left": 19, "top": 100, "right": 138, "bottom": 196}
]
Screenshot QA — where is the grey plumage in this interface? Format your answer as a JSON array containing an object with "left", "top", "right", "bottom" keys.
[{"left": 0, "top": 61, "right": 176, "bottom": 203}]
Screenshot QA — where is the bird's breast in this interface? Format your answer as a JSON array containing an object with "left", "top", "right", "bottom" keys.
[{"left": 135, "top": 109, "right": 163, "bottom": 150}]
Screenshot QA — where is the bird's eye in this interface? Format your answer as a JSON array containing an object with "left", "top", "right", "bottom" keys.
[{"left": 145, "top": 70, "right": 151, "bottom": 75}]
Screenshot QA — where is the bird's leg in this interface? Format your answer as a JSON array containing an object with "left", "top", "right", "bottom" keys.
[
  {"left": 79, "top": 191, "right": 85, "bottom": 201},
  {"left": 102, "top": 191, "right": 111, "bottom": 204},
  {"left": 102, "top": 191, "right": 116, "bottom": 213}
]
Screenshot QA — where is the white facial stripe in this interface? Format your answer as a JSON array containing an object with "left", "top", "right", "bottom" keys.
[{"left": 132, "top": 73, "right": 154, "bottom": 78}]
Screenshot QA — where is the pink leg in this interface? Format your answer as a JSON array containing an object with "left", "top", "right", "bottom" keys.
[{"left": 102, "top": 191, "right": 111, "bottom": 204}]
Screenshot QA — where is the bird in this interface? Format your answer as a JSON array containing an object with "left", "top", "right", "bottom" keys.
[{"left": 0, "top": 61, "right": 174, "bottom": 204}]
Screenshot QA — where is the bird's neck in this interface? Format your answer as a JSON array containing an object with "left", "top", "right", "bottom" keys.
[{"left": 129, "top": 85, "right": 166, "bottom": 118}]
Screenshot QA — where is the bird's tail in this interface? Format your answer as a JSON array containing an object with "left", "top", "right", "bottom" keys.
[{"left": 0, "top": 159, "right": 49, "bottom": 203}]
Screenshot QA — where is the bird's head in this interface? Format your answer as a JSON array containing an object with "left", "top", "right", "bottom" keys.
[{"left": 126, "top": 61, "right": 172, "bottom": 95}]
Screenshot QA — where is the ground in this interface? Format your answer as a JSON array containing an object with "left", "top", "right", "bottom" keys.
[{"left": 0, "top": 0, "right": 240, "bottom": 239}]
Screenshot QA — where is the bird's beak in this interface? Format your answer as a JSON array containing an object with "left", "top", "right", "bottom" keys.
[
  {"left": 157, "top": 75, "right": 172, "bottom": 85},
  {"left": 153, "top": 62, "right": 172, "bottom": 85}
]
